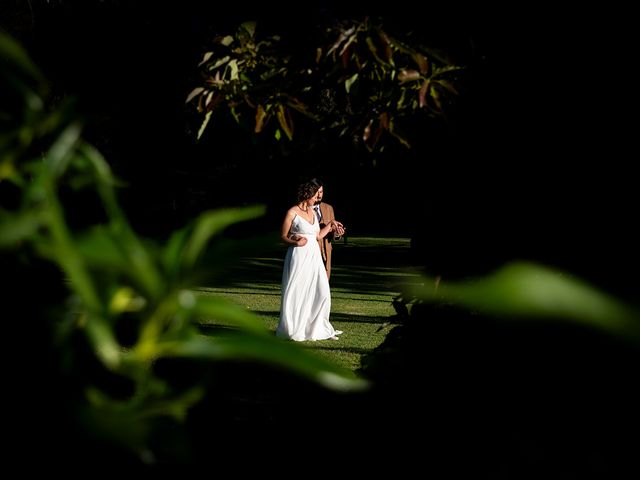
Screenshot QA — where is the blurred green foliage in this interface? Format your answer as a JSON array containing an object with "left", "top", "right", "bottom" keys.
[
  {"left": 402, "top": 262, "right": 640, "bottom": 343},
  {"left": 0, "top": 31, "right": 365, "bottom": 464}
]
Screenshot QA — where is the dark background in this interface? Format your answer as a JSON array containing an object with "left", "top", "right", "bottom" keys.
[
  {"left": 2, "top": 1, "right": 639, "bottom": 473},
  {"left": 2, "top": 1, "right": 637, "bottom": 296}
]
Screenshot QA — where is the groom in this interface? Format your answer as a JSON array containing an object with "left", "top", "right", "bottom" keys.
[{"left": 310, "top": 178, "right": 345, "bottom": 280}]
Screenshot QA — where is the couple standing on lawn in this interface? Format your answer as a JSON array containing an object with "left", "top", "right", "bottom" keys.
[{"left": 276, "top": 178, "right": 346, "bottom": 342}]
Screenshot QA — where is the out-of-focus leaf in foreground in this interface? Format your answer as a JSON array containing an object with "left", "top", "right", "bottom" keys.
[{"left": 406, "top": 262, "right": 640, "bottom": 343}]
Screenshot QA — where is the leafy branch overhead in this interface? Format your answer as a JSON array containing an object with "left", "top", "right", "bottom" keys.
[{"left": 187, "top": 19, "right": 464, "bottom": 152}]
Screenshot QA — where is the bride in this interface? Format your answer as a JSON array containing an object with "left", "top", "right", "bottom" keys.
[{"left": 276, "top": 181, "right": 344, "bottom": 341}]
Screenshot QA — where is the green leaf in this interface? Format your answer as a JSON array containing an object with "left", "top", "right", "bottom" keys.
[
  {"left": 411, "top": 52, "right": 429, "bottom": 74},
  {"left": 163, "top": 225, "right": 191, "bottom": 278},
  {"left": 181, "top": 206, "right": 266, "bottom": 270},
  {"left": 254, "top": 104, "right": 267, "bottom": 132},
  {"left": 240, "top": 21, "right": 257, "bottom": 40},
  {"left": 407, "top": 262, "right": 640, "bottom": 343},
  {"left": 220, "top": 36, "right": 234, "bottom": 47},
  {"left": 159, "top": 333, "right": 369, "bottom": 392},
  {"left": 365, "top": 36, "right": 385, "bottom": 64},
  {"left": 197, "top": 52, "right": 214, "bottom": 67},
  {"left": 436, "top": 79, "right": 459, "bottom": 95},
  {"left": 74, "top": 226, "right": 132, "bottom": 271},
  {"left": 397, "top": 69, "right": 420, "bottom": 83},
  {"left": 193, "top": 295, "right": 268, "bottom": 335},
  {"left": 197, "top": 111, "right": 212, "bottom": 140},
  {"left": 276, "top": 105, "right": 294, "bottom": 141},
  {"left": 44, "top": 123, "right": 83, "bottom": 179},
  {"left": 345, "top": 73, "right": 358, "bottom": 93},
  {"left": 0, "top": 209, "right": 43, "bottom": 246},
  {"left": 0, "top": 31, "right": 45, "bottom": 88},
  {"left": 186, "top": 87, "right": 204, "bottom": 103},
  {"left": 209, "top": 55, "right": 230, "bottom": 71}
]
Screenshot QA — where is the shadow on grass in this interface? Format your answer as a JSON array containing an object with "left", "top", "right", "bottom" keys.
[{"left": 201, "top": 234, "right": 421, "bottom": 301}]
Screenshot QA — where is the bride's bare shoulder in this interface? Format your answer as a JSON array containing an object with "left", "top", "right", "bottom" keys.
[{"left": 286, "top": 207, "right": 299, "bottom": 217}]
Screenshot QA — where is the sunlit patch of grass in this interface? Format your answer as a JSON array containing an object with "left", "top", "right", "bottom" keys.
[{"left": 195, "top": 235, "right": 420, "bottom": 372}]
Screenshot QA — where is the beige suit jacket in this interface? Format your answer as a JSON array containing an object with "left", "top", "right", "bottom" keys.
[{"left": 316, "top": 202, "right": 339, "bottom": 279}]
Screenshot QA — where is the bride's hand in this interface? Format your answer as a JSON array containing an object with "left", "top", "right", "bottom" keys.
[
  {"left": 296, "top": 236, "right": 308, "bottom": 247},
  {"left": 331, "top": 220, "right": 345, "bottom": 236}
]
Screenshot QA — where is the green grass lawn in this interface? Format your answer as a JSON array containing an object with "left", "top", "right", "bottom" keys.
[{"left": 195, "top": 235, "right": 423, "bottom": 372}]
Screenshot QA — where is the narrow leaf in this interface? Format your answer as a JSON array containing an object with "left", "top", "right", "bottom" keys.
[
  {"left": 436, "top": 79, "right": 459, "bottom": 95},
  {"left": 276, "top": 105, "right": 294, "bottom": 141},
  {"left": 366, "top": 36, "right": 385, "bottom": 64},
  {"left": 406, "top": 262, "right": 640, "bottom": 343},
  {"left": 419, "top": 79, "right": 430, "bottom": 108},
  {"left": 181, "top": 206, "right": 266, "bottom": 270},
  {"left": 198, "top": 52, "right": 214, "bottom": 67},
  {"left": 193, "top": 295, "right": 268, "bottom": 335},
  {"left": 186, "top": 87, "right": 204, "bottom": 104},
  {"left": 160, "top": 333, "right": 369, "bottom": 392},
  {"left": 227, "top": 59, "right": 239, "bottom": 81},
  {"left": 398, "top": 69, "right": 420, "bottom": 83},
  {"left": 0, "top": 210, "right": 43, "bottom": 246},
  {"left": 209, "top": 55, "right": 230, "bottom": 71},
  {"left": 412, "top": 52, "right": 429, "bottom": 74},
  {"left": 197, "top": 111, "right": 212, "bottom": 140},
  {"left": 345, "top": 73, "right": 358, "bottom": 93},
  {"left": 254, "top": 105, "right": 267, "bottom": 133}
]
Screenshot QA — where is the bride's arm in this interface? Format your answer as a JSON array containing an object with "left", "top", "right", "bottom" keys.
[
  {"left": 317, "top": 220, "right": 336, "bottom": 240},
  {"left": 281, "top": 210, "right": 306, "bottom": 246}
]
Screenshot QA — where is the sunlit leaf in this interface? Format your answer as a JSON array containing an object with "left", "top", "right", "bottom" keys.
[
  {"left": 387, "top": 117, "right": 411, "bottom": 149},
  {"left": 240, "top": 21, "right": 257, "bottom": 40},
  {"left": 85, "top": 312, "right": 122, "bottom": 369},
  {"left": 436, "top": 79, "right": 459, "bottom": 95},
  {"left": 45, "top": 123, "right": 83, "bottom": 178},
  {"left": 185, "top": 87, "right": 204, "bottom": 103},
  {"left": 407, "top": 262, "right": 640, "bottom": 342},
  {"left": 362, "top": 120, "right": 372, "bottom": 142},
  {"left": 365, "top": 36, "right": 385, "bottom": 64},
  {"left": 433, "top": 65, "right": 465, "bottom": 76},
  {"left": 219, "top": 35, "right": 234, "bottom": 46},
  {"left": 109, "top": 287, "right": 146, "bottom": 313},
  {"left": 193, "top": 295, "right": 268, "bottom": 335},
  {"left": 286, "top": 97, "right": 320, "bottom": 121},
  {"left": 377, "top": 30, "right": 393, "bottom": 64},
  {"left": 411, "top": 52, "right": 429, "bottom": 74},
  {"left": 209, "top": 55, "right": 230, "bottom": 71},
  {"left": 276, "top": 104, "right": 294, "bottom": 140},
  {"left": 338, "top": 32, "right": 357, "bottom": 57},
  {"left": 197, "top": 111, "right": 212, "bottom": 140},
  {"left": 254, "top": 104, "right": 267, "bottom": 132},
  {"left": 181, "top": 206, "right": 266, "bottom": 270},
  {"left": 326, "top": 26, "right": 355, "bottom": 57},
  {"left": 345, "top": 73, "right": 358, "bottom": 93},
  {"left": 419, "top": 79, "right": 430, "bottom": 108},
  {"left": 159, "top": 333, "right": 369, "bottom": 392},
  {"left": 197, "top": 52, "right": 213, "bottom": 67},
  {"left": 398, "top": 69, "right": 420, "bottom": 83},
  {"left": 431, "top": 84, "right": 442, "bottom": 111}
]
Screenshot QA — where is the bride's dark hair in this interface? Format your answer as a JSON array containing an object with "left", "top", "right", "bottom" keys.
[{"left": 297, "top": 181, "right": 319, "bottom": 202}]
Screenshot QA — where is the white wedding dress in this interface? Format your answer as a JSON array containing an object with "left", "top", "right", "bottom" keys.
[{"left": 276, "top": 213, "right": 338, "bottom": 341}]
